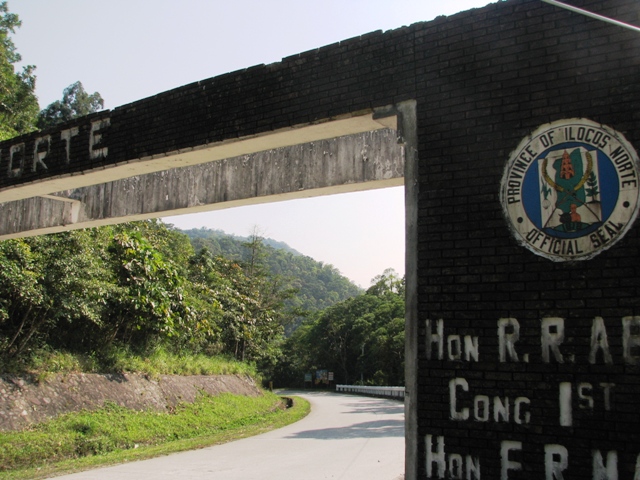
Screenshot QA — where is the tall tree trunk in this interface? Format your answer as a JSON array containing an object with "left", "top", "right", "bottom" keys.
[
  {"left": 13, "top": 307, "right": 50, "bottom": 358},
  {"left": 5, "top": 304, "right": 32, "bottom": 353}
]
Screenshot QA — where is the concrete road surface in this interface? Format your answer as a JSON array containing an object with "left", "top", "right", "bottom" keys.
[{"left": 50, "top": 390, "right": 405, "bottom": 480}]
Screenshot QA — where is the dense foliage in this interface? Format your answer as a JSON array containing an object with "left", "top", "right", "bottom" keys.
[
  {"left": 0, "top": 3, "right": 405, "bottom": 387},
  {"left": 0, "top": 1, "right": 38, "bottom": 140},
  {"left": 0, "top": 222, "right": 405, "bottom": 386},
  {"left": 274, "top": 269, "right": 405, "bottom": 387},
  {"left": 37, "top": 81, "right": 104, "bottom": 129},
  {"left": 182, "top": 228, "right": 362, "bottom": 315},
  {"left": 0, "top": 222, "right": 291, "bottom": 373},
  {"left": 0, "top": 3, "right": 104, "bottom": 139}
]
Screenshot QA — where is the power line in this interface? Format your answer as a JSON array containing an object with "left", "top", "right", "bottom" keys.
[{"left": 541, "top": 0, "right": 640, "bottom": 33}]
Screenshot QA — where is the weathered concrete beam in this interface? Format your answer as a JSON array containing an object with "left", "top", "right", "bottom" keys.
[
  {"left": 0, "top": 112, "right": 397, "bottom": 203},
  {"left": 0, "top": 129, "right": 403, "bottom": 239}
]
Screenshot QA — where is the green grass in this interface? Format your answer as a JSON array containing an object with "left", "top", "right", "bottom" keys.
[
  {"left": 0, "top": 392, "right": 310, "bottom": 480},
  {"left": 102, "top": 348, "right": 259, "bottom": 378},
  {"left": 0, "top": 347, "right": 292, "bottom": 478},
  {"left": 1, "top": 347, "right": 258, "bottom": 380}
]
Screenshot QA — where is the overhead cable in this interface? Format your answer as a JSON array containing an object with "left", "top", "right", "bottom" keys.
[{"left": 541, "top": 0, "right": 640, "bottom": 33}]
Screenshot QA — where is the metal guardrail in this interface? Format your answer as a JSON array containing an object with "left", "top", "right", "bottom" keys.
[{"left": 335, "top": 385, "right": 405, "bottom": 399}]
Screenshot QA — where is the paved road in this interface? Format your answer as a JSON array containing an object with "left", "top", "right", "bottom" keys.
[{"left": 50, "top": 390, "right": 405, "bottom": 480}]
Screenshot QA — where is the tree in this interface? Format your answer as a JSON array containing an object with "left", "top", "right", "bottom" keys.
[
  {"left": 37, "top": 81, "right": 103, "bottom": 129},
  {"left": 0, "top": 1, "right": 38, "bottom": 140},
  {"left": 180, "top": 227, "right": 363, "bottom": 335},
  {"left": 220, "top": 229, "right": 295, "bottom": 373},
  {"left": 0, "top": 230, "right": 117, "bottom": 358},
  {"left": 0, "top": 238, "right": 45, "bottom": 357},
  {"left": 104, "top": 225, "right": 190, "bottom": 350},
  {"left": 26, "top": 229, "right": 117, "bottom": 353},
  {"left": 367, "top": 268, "right": 404, "bottom": 297},
  {"left": 274, "top": 269, "right": 405, "bottom": 387}
]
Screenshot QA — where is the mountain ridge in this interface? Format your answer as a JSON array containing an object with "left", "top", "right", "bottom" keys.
[{"left": 180, "top": 227, "right": 363, "bottom": 316}]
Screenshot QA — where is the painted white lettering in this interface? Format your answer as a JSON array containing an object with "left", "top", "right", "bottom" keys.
[
  {"left": 464, "top": 335, "right": 479, "bottom": 362},
  {"left": 599, "top": 383, "right": 615, "bottom": 411},
  {"left": 498, "top": 318, "right": 520, "bottom": 362},
  {"left": 426, "top": 319, "right": 444, "bottom": 360},
  {"left": 501, "top": 441, "right": 522, "bottom": 480},
  {"left": 449, "top": 455, "right": 482, "bottom": 480},
  {"left": 514, "top": 397, "right": 530, "bottom": 424},
  {"left": 424, "top": 435, "right": 481, "bottom": 480},
  {"left": 545, "top": 444, "right": 569, "bottom": 480},
  {"left": 32, "top": 135, "right": 50, "bottom": 172},
  {"left": 426, "top": 435, "right": 446, "bottom": 479},
  {"left": 60, "top": 127, "right": 79, "bottom": 164},
  {"left": 590, "top": 317, "right": 613, "bottom": 365},
  {"left": 466, "top": 455, "right": 481, "bottom": 479},
  {"left": 559, "top": 382, "right": 572, "bottom": 427},
  {"left": 578, "top": 383, "right": 594, "bottom": 410},
  {"left": 592, "top": 450, "right": 618, "bottom": 480},
  {"left": 448, "top": 335, "right": 462, "bottom": 361},
  {"left": 425, "top": 325, "right": 478, "bottom": 362},
  {"left": 454, "top": 382, "right": 530, "bottom": 425},
  {"left": 8, "top": 143, "right": 25, "bottom": 178},
  {"left": 562, "top": 382, "right": 614, "bottom": 420},
  {"left": 443, "top": 454, "right": 481, "bottom": 479},
  {"left": 622, "top": 316, "right": 640, "bottom": 365},
  {"left": 474, "top": 395, "right": 489, "bottom": 422},
  {"left": 449, "top": 454, "right": 464, "bottom": 479},
  {"left": 493, "top": 396, "right": 509, "bottom": 423},
  {"left": 450, "top": 378, "right": 470, "bottom": 421},
  {"left": 89, "top": 118, "right": 110, "bottom": 159},
  {"left": 542, "top": 317, "right": 565, "bottom": 363}
]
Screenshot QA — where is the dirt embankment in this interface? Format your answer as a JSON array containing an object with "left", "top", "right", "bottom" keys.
[{"left": 0, "top": 373, "right": 262, "bottom": 431}]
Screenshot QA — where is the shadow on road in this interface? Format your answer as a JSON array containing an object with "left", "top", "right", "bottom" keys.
[
  {"left": 285, "top": 418, "right": 404, "bottom": 440},
  {"left": 343, "top": 399, "right": 404, "bottom": 416}
]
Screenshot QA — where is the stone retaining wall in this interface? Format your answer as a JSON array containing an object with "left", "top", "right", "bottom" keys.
[{"left": 0, "top": 373, "right": 261, "bottom": 431}]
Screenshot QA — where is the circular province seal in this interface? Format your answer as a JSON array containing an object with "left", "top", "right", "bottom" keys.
[{"left": 501, "top": 119, "right": 640, "bottom": 261}]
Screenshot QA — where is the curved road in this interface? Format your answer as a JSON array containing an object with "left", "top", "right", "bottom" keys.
[{"left": 50, "top": 391, "right": 405, "bottom": 480}]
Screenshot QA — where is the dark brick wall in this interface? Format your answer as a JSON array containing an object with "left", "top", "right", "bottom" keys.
[
  {"left": 1, "top": 0, "right": 639, "bottom": 477},
  {"left": 415, "top": 0, "right": 640, "bottom": 478},
  {"left": 0, "top": 23, "right": 416, "bottom": 189}
]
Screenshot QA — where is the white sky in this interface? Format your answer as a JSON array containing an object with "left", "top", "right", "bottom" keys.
[{"left": 11, "top": 0, "right": 492, "bottom": 287}]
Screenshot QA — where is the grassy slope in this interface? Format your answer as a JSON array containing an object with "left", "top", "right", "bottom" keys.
[
  {"left": 2, "top": 349, "right": 259, "bottom": 379},
  {"left": 0, "top": 392, "right": 310, "bottom": 480}
]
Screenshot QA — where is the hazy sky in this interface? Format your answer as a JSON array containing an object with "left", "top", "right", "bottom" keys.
[{"left": 11, "top": 0, "right": 492, "bottom": 287}]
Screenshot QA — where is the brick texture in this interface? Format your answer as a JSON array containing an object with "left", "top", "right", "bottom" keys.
[{"left": 1, "top": 0, "right": 639, "bottom": 477}]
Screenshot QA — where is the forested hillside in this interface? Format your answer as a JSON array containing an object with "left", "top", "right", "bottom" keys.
[
  {"left": 181, "top": 228, "right": 362, "bottom": 314},
  {"left": 274, "top": 269, "right": 405, "bottom": 387},
  {"left": 0, "top": 221, "right": 291, "bottom": 372},
  {"left": 0, "top": 220, "right": 404, "bottom": 386},
  {"left": 0, "top": 2, "right": 404, "bottom": 387}
]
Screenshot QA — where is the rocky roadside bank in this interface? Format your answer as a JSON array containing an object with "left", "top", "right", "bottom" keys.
[{"left": 0, "top": 373, "right": 262, "bottom": 431}]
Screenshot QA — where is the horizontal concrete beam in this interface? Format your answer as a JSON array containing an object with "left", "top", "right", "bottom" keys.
[
  {"left": 0, "top": 111, "right": 397, "bottom": 204},
  {"left": 0, "top": 129, "right": 403, "bottom": 239}
]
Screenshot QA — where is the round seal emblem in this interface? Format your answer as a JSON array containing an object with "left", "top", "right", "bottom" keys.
[{"left": 501, "top": 119, "right": 640, "bottom": 261}]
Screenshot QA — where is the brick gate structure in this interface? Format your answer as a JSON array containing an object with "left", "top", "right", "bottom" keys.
[{"left": 1, "top": 0, "right": 639, "bottom": 478}]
